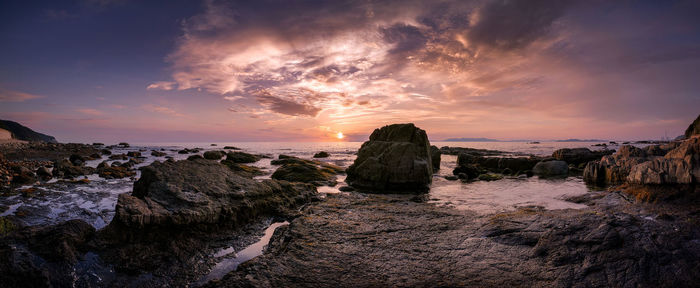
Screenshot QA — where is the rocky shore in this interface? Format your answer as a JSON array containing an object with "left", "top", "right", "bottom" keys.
[{"left": 1, "top": 117, "right": 699, "bottom": 287}]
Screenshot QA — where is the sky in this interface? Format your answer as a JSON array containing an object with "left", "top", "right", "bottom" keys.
[{"left": 1, "top": 0, "right": 699, "bottom": 143}]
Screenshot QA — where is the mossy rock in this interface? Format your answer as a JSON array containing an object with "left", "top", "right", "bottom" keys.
[
  {"left": 272, "top": 163, "right": 337, "bottom": 186},
  {"left": 0, "top": 216, "right": 16, "bottom": 236},
  {"left": 221, "top": 160, "right": 264, "bottom": 178},
  {"left": 478, "top": 173, "right": 504, "bottom": 181}
]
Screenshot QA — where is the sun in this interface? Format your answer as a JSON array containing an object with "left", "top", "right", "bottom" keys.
[{"left": 336, "top": 132, "right": 344, "bottom": 139}]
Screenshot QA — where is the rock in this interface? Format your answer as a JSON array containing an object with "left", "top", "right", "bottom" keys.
[
  {"left": 92, "top": 142, "right": 104, "bottom": 146},
  {"left": 97, "top": 162, "right": 135, "bottom": 179},
  {"left": 223, "top": 146, "right": 241, "bottom": 150},
  {"left": 203, "top": 150, "right": 224, "bottom": 160},
  {"left": 53, "top": 159, "right": 94, "bottom": 179},
  {"left": 187, "top": 154, "right": 203, "bottom": 161},
  {"left": 457, "top": 153, "right": 540, "bottom": 173},
  {"left": 346, "top": 123, "right": 434, "bottom": 193},
  {"left": 272, "top": 163, "right": 338, "bottom": 187},
  {"left": 25, "top": 220, "right": 96, "bottom": 264},
  {"left": 313, "top": 151, "right": 330, "bottom": 158},
  {"left": 220, "top": 160, "right": 264, "bottom": 178},
  {"left": 430, "top": 145, "right": 441, "bottom": 170},
  {"left": 583, "top": 145, "right": 649, "bottom": 186},
  {"left": 210, "top": 144, "right": 217, "bottom": 146},
  {"left": 35, "top": 166, "right": 52, "bottom": 180},
  {"left": 452, "top": 163, "right": 481, "bottom": 180},
  {"left": 100, "top": 149, "right": 112, "bottom": 155},
  {"left": 109, "top": 154, "right": 128, "bottom": 160},
  {"left": 11, "top": 166, "right": 36, "bottom": 184},
  {"left": 685, "top": 113, "right": 700, "bottom": 138},
  {"left": 69, "top": 154, "right": 86, "bottom": 166},
  {"left": 126, "top": 151, "right": 141, "bottom": 157},
  {"left": 112, "top": 158, "right": 318, "bottom": 227},
  {"left": 151, "top": 150, "right": 167, "bottom": 157},
  {"left": 226, "top": 151, "right": 260, "bottom": 163},
  {"left": 338, "top": 186, "right": 355, "bottom": 192},
  {"left": 478, "top": 173, "right": 504, "bottom": 181},
  {"left": 177, "top": 148, "right": 199, "bottom": 154},
  {"left": 552, "top": 148, "right": 614, "bottom": 165},
  {"left": 532, "top": 160, "right": 568, "bottom": 178},
  {"left": 444, "top": 175, "right": 459, "bottom": 181},
  {"left": 627, "top": 137, "right": 700, "bottom": 186},
  {"left": 118, "top": 142, "right": 130, "bottom": 147}
]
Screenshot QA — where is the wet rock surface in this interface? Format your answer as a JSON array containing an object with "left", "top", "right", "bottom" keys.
[
  {"left": 213, "top": 190, "right": 700, "bottom": 288},
  {"left": 346, "top": 123, "right": 434, "bottom": 193}
]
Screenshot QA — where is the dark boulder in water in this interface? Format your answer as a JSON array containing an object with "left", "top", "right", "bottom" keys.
[
  {"left": 532, "top": 160, "right": 568, "bottom": 178},
  {"left": 226, "top": 151, "right": 260, "bottom": 163},
  {"left": 203, "top": 150, "right": 224, "bottom": 160},
  {"left": 313, "top": 151, "right": 330, "bottom": 158},
  {"left": 346, "top": 123, "right": 434, "bottom": 193}
]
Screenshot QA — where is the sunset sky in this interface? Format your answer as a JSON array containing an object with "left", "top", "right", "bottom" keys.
[{"left": 1, "top": 0, "right": 699, "bottom": 143}]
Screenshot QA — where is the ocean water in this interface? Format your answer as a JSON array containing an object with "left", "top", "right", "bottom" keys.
[{"left": 0, "top": 141, "right": 619, "bottom": 229}]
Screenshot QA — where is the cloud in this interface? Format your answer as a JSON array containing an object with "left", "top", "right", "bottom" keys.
[
  {"left": 0, "top": 89, "right": 42, "bottom": 102},
  {"left": 148, "top": 0, "right": 700, "bottom": 140},
  {"left": 147, "top": 81, "right": 177, "bottom": 90},
  {"left": 466, "top": 0, "right": 574, "bottom": 50},
  {"left": 76, "top": 108, "right": 105, "bottom": 116},
  {"left": 141, "top": 104, "right": 185, "bottom": 117}
]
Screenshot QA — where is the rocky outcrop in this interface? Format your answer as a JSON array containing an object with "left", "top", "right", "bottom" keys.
[
  {"left": 685, "top": 114, "right": 700, "bottom": 138},
  {"left": 0, "top": 120, "right": 57, "bottom": 143},
  {"left": 627, "top": 137, "right": 700, "bottom": 185},
  {"left": 532, "top": 160, "right": 568, "bottom": 178},
  {"left": 552, "top": 148, "right": 614, "bottom": 165},
  {"left": 96, "top": 162, "right": 135, "bottom": 179},
  {"left": 346, "top": 123, "right": 433, "bottom": 193},
  {"left": 453, "top": 152, "right": 541, "bottom": 179},
  {"left": 583, "top": 145, "right": 649, "bottom": 186},
  {"left": 112, "top": 158, "right": 317, "bottom": 228}
]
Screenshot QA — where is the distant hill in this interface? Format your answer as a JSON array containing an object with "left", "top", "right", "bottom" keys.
[
  {"left": 0, "top": 120, "right": 57, "bottom": 143},
  {"left": 443, "top": 137, "right": 500, "bottom": 142}
]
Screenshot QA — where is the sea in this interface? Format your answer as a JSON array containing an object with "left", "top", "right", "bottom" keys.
[{"left": 0, "top": 141, "right": 626, "bottom": 230}]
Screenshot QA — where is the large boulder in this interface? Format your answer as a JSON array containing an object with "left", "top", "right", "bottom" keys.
[
  {"left": 346, "top": 123, "right": 433, "bottom": 193},
  {"left": 113, "top": 158, "right": 317, "bottom": 228},
  {"left": 533, "top": 160, "right": 568, "bottom": 178},
  {"left": 552, "top": 148, "right": 614, "bottom": 165}
]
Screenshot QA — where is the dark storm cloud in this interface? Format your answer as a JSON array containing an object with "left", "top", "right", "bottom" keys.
[
  {"left": 381, "top": 24, "right": 428, "bottom": 54},
  {"left": 467, "top": 0, "right": 575, "bottom": 50},
  {"left": 256, "top": 91, "right": 321, "bottom": 117}
]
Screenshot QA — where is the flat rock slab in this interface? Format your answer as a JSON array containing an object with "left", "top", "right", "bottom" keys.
[{"left": 212, "top": 191, "right": 700, "bottom": 287}]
